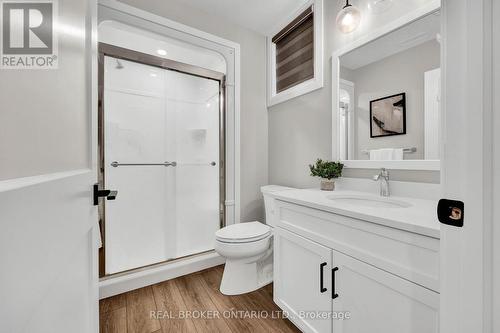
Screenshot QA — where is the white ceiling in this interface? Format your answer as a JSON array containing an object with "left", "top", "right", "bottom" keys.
[
  {"left": 168, "top": 0, "right": 309, "bottom": 35},
  {"left": 340, "top": 10, "right": 441, "bottom": 70}
]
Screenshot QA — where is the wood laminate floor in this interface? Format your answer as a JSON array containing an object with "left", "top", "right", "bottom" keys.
[{"left": 99, "top": 265, "right": 301, "bottom": 333}]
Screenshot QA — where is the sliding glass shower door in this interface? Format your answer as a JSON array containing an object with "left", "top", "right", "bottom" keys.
[{"left": 100, "top": 48, "right": 224, "bottom": 275}]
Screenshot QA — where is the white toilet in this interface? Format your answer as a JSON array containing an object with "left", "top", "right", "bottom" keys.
[{"left": 214, "top": 185, "right": 293, "bottom": 295}]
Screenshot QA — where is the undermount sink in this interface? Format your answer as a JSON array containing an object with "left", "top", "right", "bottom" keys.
[{"left": 326, "top": 194, "right": 412, "bottom": 209}]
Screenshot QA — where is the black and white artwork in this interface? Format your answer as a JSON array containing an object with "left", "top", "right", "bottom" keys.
[{"left": 369, "top": 93, "right": 406, "bottom": 138}]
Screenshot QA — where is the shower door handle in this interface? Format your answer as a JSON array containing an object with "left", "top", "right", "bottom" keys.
[
  {"left": 110, "top": 161, "right": 176, "bottom": 167},
  {"left": 93, "top": 184, "right": 118, "bottom": 205}
]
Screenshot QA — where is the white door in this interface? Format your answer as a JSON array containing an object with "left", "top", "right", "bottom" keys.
[
  {"left": 440, "top": 0, "right": 495, "bottom": 332},
  {"left": 332, "top": 251, "right": 439, "bottom": 333},
  {"left": 274, "top": 227, "right": 332, "bottom": 333},
  {"left": 0, "top": 0, "right": 98, "bottom": 332}
]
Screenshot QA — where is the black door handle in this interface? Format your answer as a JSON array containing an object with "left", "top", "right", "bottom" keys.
[
  {"left": 332, "top": 267, "right": 339, "bottom": 299},
  {"left": 320, "top": 262, "right": 327, "bottom": 293},
  {"left": 107, "top": 190, "right": 118, "bottom": 200},
  {"left": 93, "top": 184, "right": 118, "bottom": 205}
]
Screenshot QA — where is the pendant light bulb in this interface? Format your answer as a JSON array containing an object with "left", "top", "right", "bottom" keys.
[{"left": 336, "top": 0, "right": 361, "bottom": 33}]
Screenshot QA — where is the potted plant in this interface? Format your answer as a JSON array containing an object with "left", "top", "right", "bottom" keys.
[{"left": 309, "top": 159, "right": 344, "bottom": 191}]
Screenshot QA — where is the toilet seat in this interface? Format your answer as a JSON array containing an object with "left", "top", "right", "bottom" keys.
[{"left": 216, "top": 221, "right": 271, "bottom": 243}]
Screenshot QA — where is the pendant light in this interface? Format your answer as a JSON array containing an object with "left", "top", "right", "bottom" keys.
[{"left": 336, "top": 0, "right": 361, "bottom": 33}]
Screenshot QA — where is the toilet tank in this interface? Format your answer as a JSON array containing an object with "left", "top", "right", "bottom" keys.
[{"left": 261, "top": 185, "right": 294, "bottom": 227}]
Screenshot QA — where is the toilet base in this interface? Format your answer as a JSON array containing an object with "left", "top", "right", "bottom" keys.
[{"left": 219, "top": 254, "right": 273, "bottom": 295}]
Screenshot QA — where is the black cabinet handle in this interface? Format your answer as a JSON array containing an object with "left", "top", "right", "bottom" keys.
[
  {"left": 320, "top": 262, "right": 327, "bottom": 293},
  {"left": 332, "top": 267, "right": 339, "bottom": 299}
]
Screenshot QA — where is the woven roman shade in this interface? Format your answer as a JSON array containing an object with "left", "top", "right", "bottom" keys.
[{"left": 272, "top": 6, "right": 314, "bottom": 93}]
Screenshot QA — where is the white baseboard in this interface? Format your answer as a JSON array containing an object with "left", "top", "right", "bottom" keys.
[{"left": 99, "top": 252, "right": 225, "bottom": 299}]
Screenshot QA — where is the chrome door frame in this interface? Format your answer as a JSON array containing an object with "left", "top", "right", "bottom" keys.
[{"left": 98, "top": 42, "right": 226, "bottom": 277}]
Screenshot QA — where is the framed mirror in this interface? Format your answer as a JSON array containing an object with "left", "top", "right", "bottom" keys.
[{"left": 332, "top": 6, "right": 441, "bottom": 171}]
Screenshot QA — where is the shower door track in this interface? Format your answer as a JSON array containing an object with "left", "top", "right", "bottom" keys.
[{"left": 98, "top": 42, "right": 226, "bottom": 278}]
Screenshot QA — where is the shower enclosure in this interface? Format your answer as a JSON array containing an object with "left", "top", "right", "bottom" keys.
[{"left": 98, "top": 43, "right": 225, "bottom": 276}]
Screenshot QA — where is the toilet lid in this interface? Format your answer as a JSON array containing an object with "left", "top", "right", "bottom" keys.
[{"left": 216, "top": 222, "right": 271, "bottom": 243}]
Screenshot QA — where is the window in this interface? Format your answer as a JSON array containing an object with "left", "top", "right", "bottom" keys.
[
  {"left": 273, "top": 6, "right": 314, "bottom": 93},
  {"left": 267, "top": 0, "right": 323, "bottom": 106}
]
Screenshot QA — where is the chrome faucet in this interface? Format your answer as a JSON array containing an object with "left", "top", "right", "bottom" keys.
[{"left": 373, "top": 168, "right": 390, "bottom": 197}]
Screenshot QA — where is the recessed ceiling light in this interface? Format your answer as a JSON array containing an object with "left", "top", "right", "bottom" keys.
[{"left": 157, "top": 49, "right": 167, "bottom": 56}]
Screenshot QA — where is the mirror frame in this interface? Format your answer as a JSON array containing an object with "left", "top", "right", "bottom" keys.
[{"left": 331, "top": 1, "right": 441, "bottom": 171}]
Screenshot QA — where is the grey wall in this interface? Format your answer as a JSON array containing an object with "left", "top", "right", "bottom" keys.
[
  {"left": 118, "top": 0, "right": 268, "bottom": 222},
  {"left": 343, "top": 40, "right": 440, "bottom": 160},
  {"left": 0, "top": 1, "right": 89, "bottom": 181},
  {"left": 268, "top": 0, "right": 440, "bottom": 188}
]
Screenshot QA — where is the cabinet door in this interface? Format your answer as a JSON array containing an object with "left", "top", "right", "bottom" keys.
[
  {"left": 274, "top": 227, "right": 333, "bottom": 333},
  {"left": 332, "top": 251, "right": 439, "bottom": 333}
]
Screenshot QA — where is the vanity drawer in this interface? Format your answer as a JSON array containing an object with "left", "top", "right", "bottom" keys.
[{"left": 275, "top": 200, "right": 440, "bottom": 292}]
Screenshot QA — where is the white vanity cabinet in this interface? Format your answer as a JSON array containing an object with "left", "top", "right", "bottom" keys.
[
  {"left": 274, "top": 227, "right": 333, "bottom": 333},
  {"left": 332, "top": 251, "right": 439, "bottom": 333},
  {"left": 272, "top": 199, "right": 440, "bottom": 333}
]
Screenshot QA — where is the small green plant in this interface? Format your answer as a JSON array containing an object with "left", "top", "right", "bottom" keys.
[{"left": 309, "top": 159, "right": 344, "bottom": 180}]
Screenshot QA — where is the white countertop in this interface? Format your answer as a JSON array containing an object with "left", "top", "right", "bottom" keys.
[{"left": 271, "top": 189, "right": 440, "bottom": 239}]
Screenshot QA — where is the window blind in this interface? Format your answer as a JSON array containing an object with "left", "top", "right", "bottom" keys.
[{"left": 272, "top": 6, "right": 314, "bottom": 93}]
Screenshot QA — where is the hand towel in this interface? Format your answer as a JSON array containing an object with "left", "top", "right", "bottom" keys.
[
  {"left": 369, "top": 149, "right": 382, "bottom": 160},
  {"left": 379, "top": 148, "right": 394, "bottom": 160},
  {"left": 393, "top": 148, "right": 404, "bottom": 160}
]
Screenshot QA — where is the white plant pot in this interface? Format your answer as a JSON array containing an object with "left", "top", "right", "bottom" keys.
[{"left": 320, "top": 179, "right": 335, "bottom": 191}]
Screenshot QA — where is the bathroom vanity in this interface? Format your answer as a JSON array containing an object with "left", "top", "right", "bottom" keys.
[
  {"left": 271, "top": 189, "right": 440, "bottom": 333},
  {"left": 289, "top": 6, "right": 445, "bottom": 331}
]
